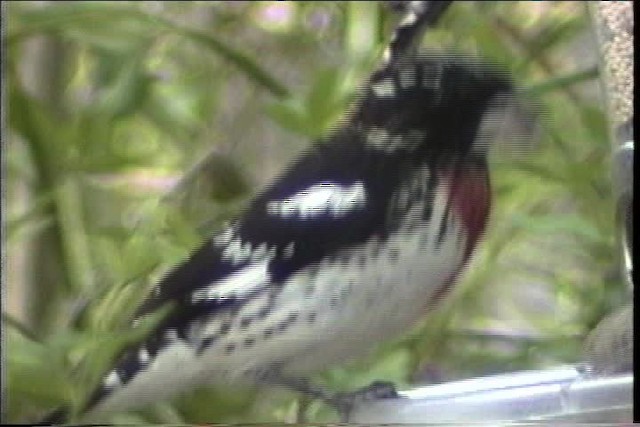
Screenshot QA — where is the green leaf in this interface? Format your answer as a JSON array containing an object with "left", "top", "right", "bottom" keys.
[
  {"left": 306, "top": 67, "right": 350, "bottom": 135},
  {"left": 5, "top": 193, "right": 56, "bottom": 244},
  {"left": 94, "top": 56, "right": 155, "bottom": 119},
  {"left": 2, "top": 313, "right": 41, "bottom": 343},
  {"left": 8, "top": 3, "right": 162, "bottom": 53},
  {"left": 344, "top": 2, "right": 379, "bottom": 62},
  {"left": 510, "top": 212, "right": 602, "bottom": 243},
  {"left": 522, "top": 16, "right": 586, "bottom": 65},
  {"left": 9, "top": 3, "right": 288, "bottom": 98},
  {"left": 264, "top": 98, "right": 314, "bottom": 137},
  {"left": 524, "top": 67, "right": 599, "bottom": 96},
  {"left": 170, "top": 25, "right": 290, "bottom": 98},
  {"left": 173, "top": 387, "right": 256, "bottom": 423},
  {"left": 6, "top": 331, "right": 73, "bottom": 408},
  {"left": 508, "top": 160, "right": 564, "bottom": 183},
  {"left": 577, "top": 105, "right": 609, "bottom": 148}
]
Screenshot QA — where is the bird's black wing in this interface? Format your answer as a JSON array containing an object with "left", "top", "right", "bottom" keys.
[{"left": 134, "top": 128, "right": 407, "bottom": 331}]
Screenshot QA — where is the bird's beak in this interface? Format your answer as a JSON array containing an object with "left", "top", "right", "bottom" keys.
[{"left": 474, "top": 92, "right": 542, "bottom": 157}]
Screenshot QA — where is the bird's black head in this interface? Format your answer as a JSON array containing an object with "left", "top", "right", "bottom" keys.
[{"left": 351, "top": 52, "right": 521, "bottom": 159}]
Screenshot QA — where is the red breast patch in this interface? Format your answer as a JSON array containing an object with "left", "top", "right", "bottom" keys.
[{"left": 443, "top": 165, "right": 491, "bottom": 263}]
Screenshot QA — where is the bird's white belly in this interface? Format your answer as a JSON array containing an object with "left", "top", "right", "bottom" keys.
[{"left": 274, "top": 217, "right": 467, "bottom": 375}]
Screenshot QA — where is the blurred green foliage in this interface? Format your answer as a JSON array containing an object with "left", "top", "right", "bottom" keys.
[{"left": 3, "top": 1, "right": 625, "bottom": 423}]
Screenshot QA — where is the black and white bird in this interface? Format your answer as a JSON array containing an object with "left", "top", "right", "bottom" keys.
[{"left": 41, "top": 1, "right": 536, "bottom": 423}]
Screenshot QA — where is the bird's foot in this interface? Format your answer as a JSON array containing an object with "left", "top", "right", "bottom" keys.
[
  {"left": 257, "top": 368, "right": 401, "bottom": 422},
  {"left": 329, "top": 380, "right": 401, "bottom": 422}
]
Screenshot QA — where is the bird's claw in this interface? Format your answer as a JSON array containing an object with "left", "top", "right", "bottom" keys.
[{"left": 330, "top": 380, "right": 401, "bottom": 422}]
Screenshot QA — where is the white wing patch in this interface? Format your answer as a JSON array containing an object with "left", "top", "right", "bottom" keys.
[
  {"left": 266, "top": 182, "right": 366, "bottom": 220},
  {"left": 366, "top": 127, "right": 390, "bottom": 148},
  {"left": 214, "top": 226, "right": 276, "bottom": 265},
  {"left": 191, "top": 261, "right": 270, "bottom": 303},
  {"left": 398, "top": 68, "right": 417, "bottom": 89},
  {"left": 366, "top": 127, "right": 425, "bottom": 152},
  {"left": 138, "top": 348, "right": 150, "bottom": 365},
  {"left": 371, "top": 78, "right": 397, "bottom": 98},
  {"left": 399, "top": 10, "right": 418, "bottom": 27},
  {"left": 283, "top": 242, "right": 295, "bottom": 259},
  {"left": 422, "top": 62, "right": 443, "bottom": 91},
  {"left": 213, "top": 225, "right": 234, "bottom": 246},
  {"left": 104, "top": 370, "right": 122, "bottom": 389}
]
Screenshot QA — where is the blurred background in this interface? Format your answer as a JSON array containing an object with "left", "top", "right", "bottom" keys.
[{"left": 3, "top": 1, "right": 628, "bottom": 423}]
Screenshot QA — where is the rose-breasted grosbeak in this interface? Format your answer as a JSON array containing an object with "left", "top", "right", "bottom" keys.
[{"left": 40, "top": 1, "right": 536, "bottom": 423}]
